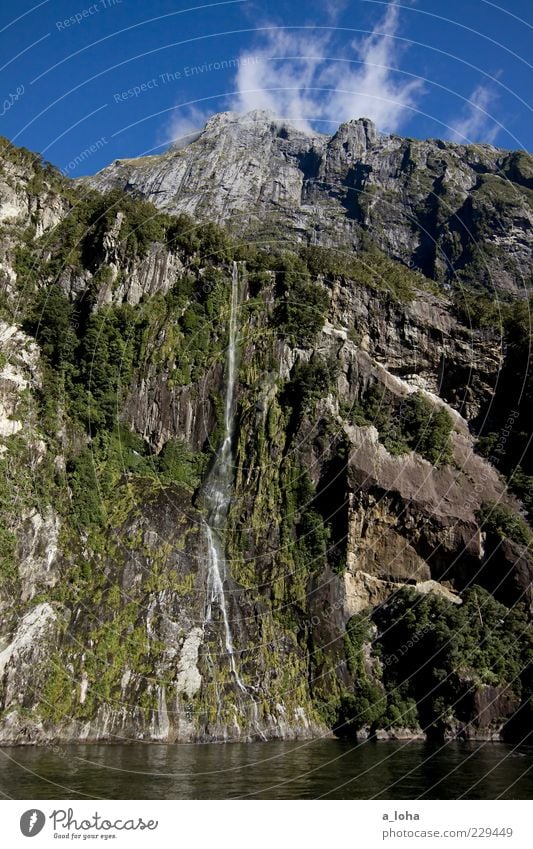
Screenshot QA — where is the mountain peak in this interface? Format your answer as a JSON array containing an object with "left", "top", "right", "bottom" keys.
[
  {"left": 169, "top": 110, "right": 380, "bottom": 154},
  {"left": 332, "top": 116, "right": 380, "bottom": 147},
  {"left": 86, "top": 109, "right": 532, "bottom": 295},
  {"left": 200, "top": 108, "right": 323, "bottom": 139}
]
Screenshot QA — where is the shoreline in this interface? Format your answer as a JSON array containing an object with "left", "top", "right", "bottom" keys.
[{"left": 0, "top": 731, "right": 519, "bottom": 748}]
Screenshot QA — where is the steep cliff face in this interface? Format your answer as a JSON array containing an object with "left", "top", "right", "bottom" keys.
[
  {"left": 88, "top": 110, "right": 533, "bottom": 294},
  {"left": 0, "top": 127, "right": 531, "bottom": 744},
  {"left": 0, "top": 141, "right": 69, "bottom": 295}
]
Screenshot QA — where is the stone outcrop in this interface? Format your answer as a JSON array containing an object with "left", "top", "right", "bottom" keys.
[
  {"left": 0, "top": 122, "right": 530, "bottom": 745},
  {"left": 88, "top": 110, "right": 533, "bottom": 294}
]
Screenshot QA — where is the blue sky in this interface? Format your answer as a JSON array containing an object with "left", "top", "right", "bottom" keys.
[{"left": 1, "top": 0, "right": 532, "bottom": 176}]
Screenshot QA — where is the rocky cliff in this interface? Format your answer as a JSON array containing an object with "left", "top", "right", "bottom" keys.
[
  {"left": 88, "top": 110, "right": 533, "bottom": 295},
  {"left": 0, "top": 123, "right": 532, "bottom": 746}
]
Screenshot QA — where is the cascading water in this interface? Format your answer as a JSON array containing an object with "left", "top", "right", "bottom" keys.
[{"left": 202, "top": 261, "right": 246, "bottom": 692}]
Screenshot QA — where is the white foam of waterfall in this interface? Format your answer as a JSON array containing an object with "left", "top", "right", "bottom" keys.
[{"left": 203, "top": 262, "right": 246, "bottom": 692}]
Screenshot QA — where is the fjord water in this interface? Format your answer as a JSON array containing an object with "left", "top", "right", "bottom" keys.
[{"left": 0, "top": 741, "right": 531, "bottom": 799}]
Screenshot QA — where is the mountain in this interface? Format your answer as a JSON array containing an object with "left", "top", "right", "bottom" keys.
[
  {"left": 0, "top": 118, "right": 532, "bottom": 745},
  {"left": 89, "top": 110, "right": 533, "bottom": 295}
]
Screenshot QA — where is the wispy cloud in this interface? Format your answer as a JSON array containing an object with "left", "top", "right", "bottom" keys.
[
  {"left": 231, "top": 3, "right": 423, "bottom": 133},
  {"left": 315, "top": 0, "right": 350, "bottom": 26},
  {"left": 165, "top": 105, "right": 210, "bottom": 148},
  {"left": 449, "top": 84, "right": 500, "bottom": 145},
  {"left": 229, "top": 29, "right": 331, "bottom": 133},
  {"left": 165, "top": 3, "right": 423, "bottom": 142}
]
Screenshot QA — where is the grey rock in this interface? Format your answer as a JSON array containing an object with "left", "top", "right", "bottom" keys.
[{"left": 87, "top": 110, "right": 533, "bottom": 294}]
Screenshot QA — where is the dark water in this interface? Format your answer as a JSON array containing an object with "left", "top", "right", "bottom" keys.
[{"left": 0, "top": 740, "right": 531, "bottom": 800}]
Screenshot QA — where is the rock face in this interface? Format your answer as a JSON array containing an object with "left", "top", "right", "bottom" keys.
[
  {"left": 0, "top": 319, "right": 63, "bottom": 634},
  {"left": 0, "top": 144, "right": 69, "bottom": 294},
  {"left": 0, "top": 486, "right": 320, "bottom": 744},
  {"left": 453, "top": 681, "right": 520, "bottom": 741},
  {"left": 88, "top": 110, "right": 533, "bottom": 294},
  {"left": 0, "top": 125, "right": 531, "bottom": 744}
]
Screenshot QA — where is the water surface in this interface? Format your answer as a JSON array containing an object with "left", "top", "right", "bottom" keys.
[{"left": 0, "top": 740, "right": 531, "bottom": 799}]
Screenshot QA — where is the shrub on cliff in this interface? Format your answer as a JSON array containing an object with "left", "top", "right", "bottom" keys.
[
  {"left": 334, "top": 683, "right": 386, "bottom": 736},
  {"left": 373, "top": 586, "right": 533, "bottom": 735},
  {"left": 66, "top": 449, "right": 103, "bottom": 527},
  {"left": 399, "top": 392, "right": 453, "bottom": 466},
  {"left": 285, "top": 355, "right": 338, "bottom": 412},
  {"left": 464, "top": 297, "right": 533, "bottom": 520},
  {"left": 23, "top": 283, "right": 78, "bottom": 372},
  {"left": 301, "top": 244, "right": 425, "bottom": 302},
  {"left": 332, "top": 614, "right": 388, "bottom": 736},
  {"left": 346, "top": 387, "right": 453, "bottom": 466},
  {"left": 156, "top": 438, "right": 205, "bottom": 490},
  {"left": 281, "top": 277, "right": 330, "bottom": 347},
  {"left": 272, "top": 253, "right": 330, "bottom": 346},
  {"left": 477, "top": 502, "right": 531, "bottom": 546}
]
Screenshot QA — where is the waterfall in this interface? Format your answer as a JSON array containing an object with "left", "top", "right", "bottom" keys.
[{"left": 202, "top": 261, "right": 246, "bottom": 692}]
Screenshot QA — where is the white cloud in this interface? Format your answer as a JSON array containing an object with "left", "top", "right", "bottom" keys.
[
  {"left": 229, "top": 29, "right": 331, "bottom": 133},
  {"left": 230, "top": 2, "right": 423, "bottom": 133},
  {"left": 450, "top": 84, "right": 500, "bottom": 145},
  {"left": 323, "top": 0, "right": 350, "bottom": 25},
  {"left": 164, "top": 3, "right": 423, "bottom": 143},
  {"left": 165, "top": 104, "right": 209, "bottom": 147}
]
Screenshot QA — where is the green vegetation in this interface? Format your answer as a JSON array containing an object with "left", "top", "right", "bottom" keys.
[
  {"left": 335, "top": 681, "right": 386, "bottom": 736},
  {"left": 475, "top": 173, "right": 533, "bottom": 211},
  {"left": 0, "top": 135, "right": 68, "bottom": 198},
  {"left": 508, "top": 468, "right": 533, "bottom": 524},
  {"left": 373, "top": 586, "right": 533, "bottom": 738},
  {"left": 274, "top": 460, "right": 329, "bottom": 578},
  {"left": 291, "top": 469, "right": 330, "bottom": 573},
  {"left": 504, "top": 150, "right": 533, "bottom": 189},
  {"left": 283, "top": 355, "right": 339, "bottom": 415},
  {"left": 476, "top": 503, "right": 531, "bottom": 546},
  {"left": 2, "top": 134, "right": 532, "bottom": 739},
  {"left": 329, "top": 613, "right": 419, "bottom": 736},
  {"left": 399, "top": 392, "right": 454, "bottom": 465},
  {"left": 452, "top": 287, "right": 508, "bottom": 330},
  {"left": 16, "top": 210, "right": 229, "bottom": 527},
  {"left": 11, "top": 185, "right": 233, "bottom": 303},
  {"left": 346, "top": 385, "right": 454, "bottom": 465},
  {"left": 156, "top": 438, "right": 206, "bottom": 489},
  {"left": 344, "top": 613, "right": 371, "bottom": 676},
  {"left": 40, "top": 655, "right": 75, "bottom": 723},
  {"left": 461, "top": 295, "right": 533, "bottom": 523},
  {"left": 0, "top": 522, "right": 17, "bottom": 584},
  {"left": 272, "top": 253, "right": 330, "bottom": 346},
  {"left": 301, "top": 244, "right": 434, "bottom": 301}
]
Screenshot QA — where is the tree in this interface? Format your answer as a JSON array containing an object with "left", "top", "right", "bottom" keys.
[
  {"left": 477, "top": 502, "right": 531, "bottom": 546},
  {"left": 399, "top": 392, "right": 453, "bottom": 465}
]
